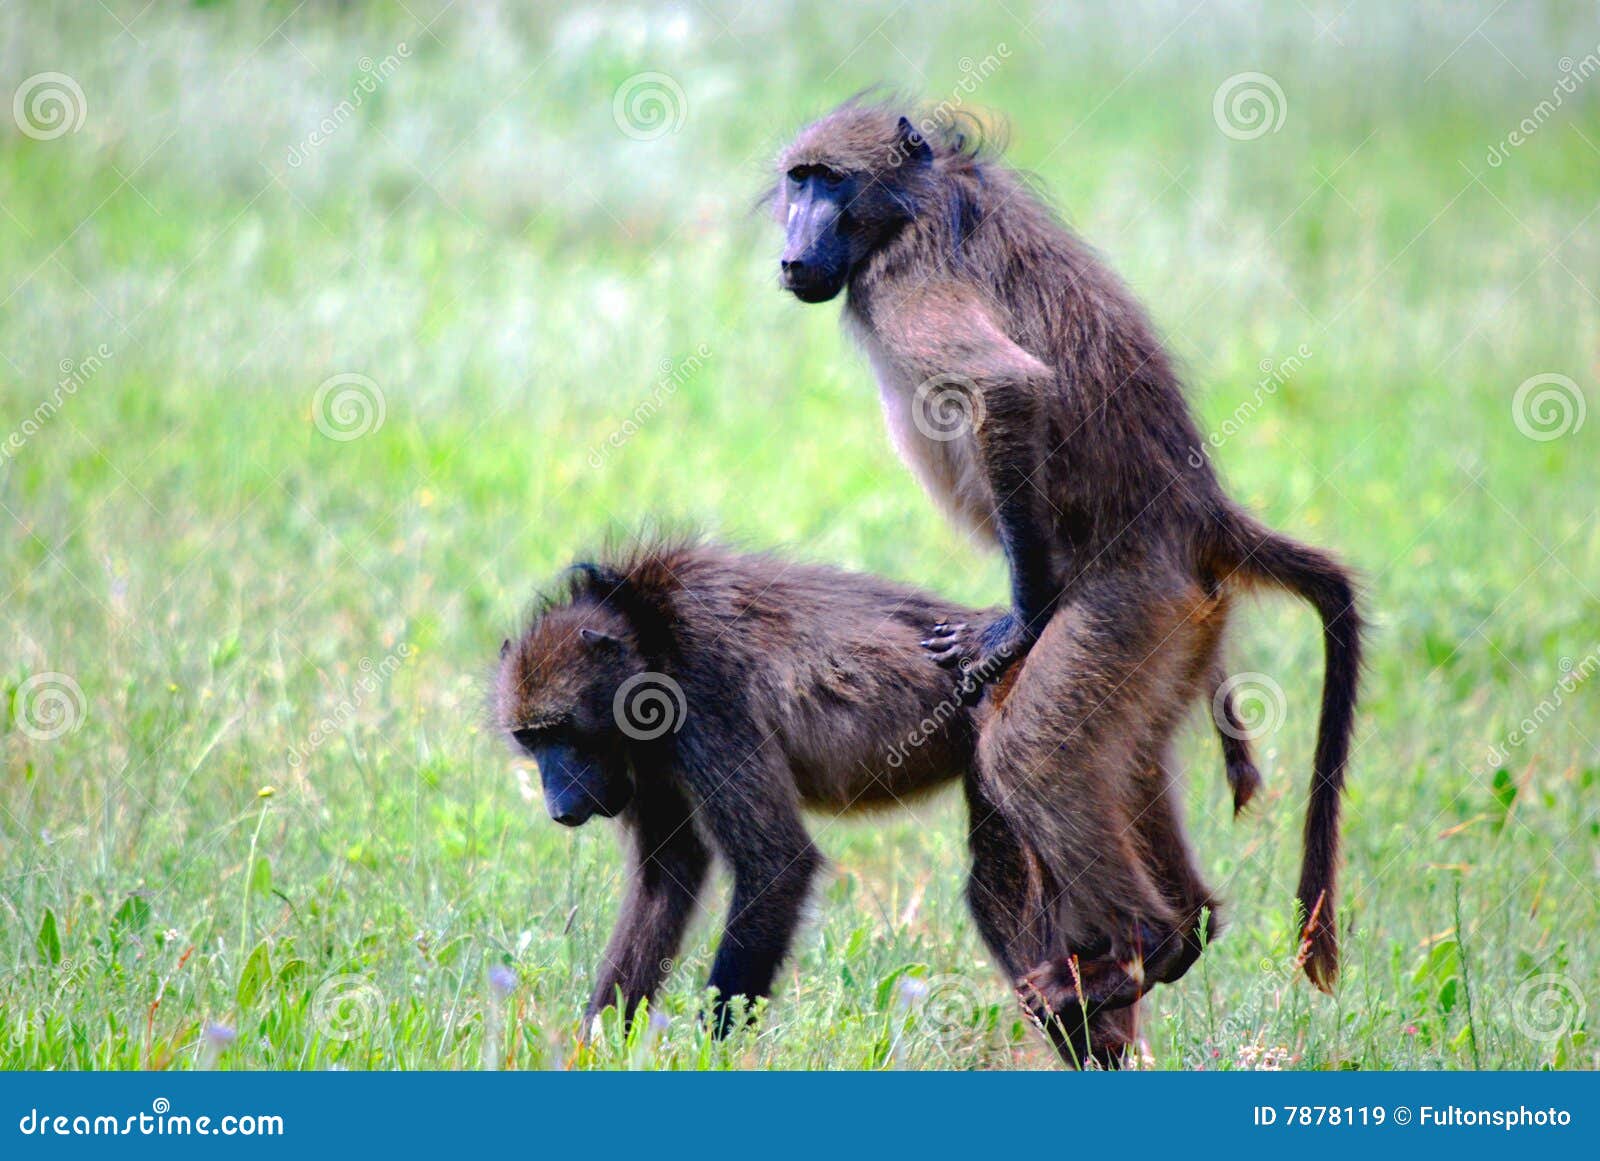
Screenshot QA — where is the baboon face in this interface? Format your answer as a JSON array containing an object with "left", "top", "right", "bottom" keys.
[
  {"left": 778, "top": 113, "right": 932, "bottom": 303},
  {"left": 780, "top": 164, "right": 866, "bottom": 303},
  {"left": 498, "top": 611, "right": 639, "bottom": 827}
]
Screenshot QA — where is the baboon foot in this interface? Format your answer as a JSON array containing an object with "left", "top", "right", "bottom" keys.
[
  {"left": 1019, "top": 919, "right": 1199, "bottom": 1021},
  {"left": 1021, "top": 982, "right": 1140, "bottom": 1070},
  {"left": 1020, "top": 951, "right": 1146, "bottom": 1018}
]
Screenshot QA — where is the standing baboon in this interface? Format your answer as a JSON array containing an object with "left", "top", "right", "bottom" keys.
[
  {"left": 497, "top": 538, "right": 988, "bottom": 1037},
  {"left": 773, "top": 99, "right": 1361, "bottom": 1016},
  {"left": 498, "top": 538, "right": 1255, "bottom": 1064}
]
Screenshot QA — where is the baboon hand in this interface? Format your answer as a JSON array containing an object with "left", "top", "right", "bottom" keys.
[{"left": 921, "top": 611, "right": 1035, "bottom": 697}]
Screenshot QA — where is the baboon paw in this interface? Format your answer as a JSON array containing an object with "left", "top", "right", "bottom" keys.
[{"left": 1020, "top": 952, "right": 1148, "bottom": 1016}]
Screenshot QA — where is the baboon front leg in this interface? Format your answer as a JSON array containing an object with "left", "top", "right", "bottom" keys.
[
  {"left": 678, "top": 733, "right": 822, "bottom": 1035},
  {"left": 978, "top": 572, "right": 1209, "bottom": 1020},
  {"left": 873, "top": 287, "right": 1061, "bottom": 686},
  {"left": 584, "top": 776, "right": 712, "bottom": 1030}
]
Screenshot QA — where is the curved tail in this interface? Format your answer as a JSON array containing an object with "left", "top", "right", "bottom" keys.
[{"left": 1205, "top": 507, "right": 1363, "bottom": 992}]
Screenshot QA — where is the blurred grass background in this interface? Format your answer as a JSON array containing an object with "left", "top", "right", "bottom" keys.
[{"left": 1, "top": 0, "right": 1597, "bottom": 1069}]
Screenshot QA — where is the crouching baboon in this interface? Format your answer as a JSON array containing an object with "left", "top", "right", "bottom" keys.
[
  {"left": 497, "top": 537, "right": 1256, "bottom": 1065},
  {"left": 774, "top": 98, "right": 1361, "bottom": 1011}
]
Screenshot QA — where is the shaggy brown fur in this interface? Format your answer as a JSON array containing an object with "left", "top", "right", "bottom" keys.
[
  {"left": 774, "top": 98, "right": 1362, "bottom": 1013},
  {"left": 498, "top": 538, "right": 1255, "bottom": 1066}
]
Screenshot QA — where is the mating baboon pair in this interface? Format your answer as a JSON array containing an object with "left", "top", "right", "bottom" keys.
[
  {"left": 500, "top": 96, "right": 1360, "bottom": 1066},
  {"left": 497, "top": 539, "right": 1252, "bottom": 1064}
]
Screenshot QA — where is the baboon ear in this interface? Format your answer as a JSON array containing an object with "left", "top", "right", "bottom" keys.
[
  {"left": 579, "top": 627, "right": 624, "bottom": 652},
  {"left": 896, "top": 116, "right": 932, "bottom": 167},
  {"left": 500, "top": 638, "right": 512, "bottom": 660}
]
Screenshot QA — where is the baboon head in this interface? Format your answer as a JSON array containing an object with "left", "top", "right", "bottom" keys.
[
  {"left": 775, "top": 102, "right": 936, "bottom": 303},
  {"left": 497, "top": 598, "right": 641, "bottom": 827}
]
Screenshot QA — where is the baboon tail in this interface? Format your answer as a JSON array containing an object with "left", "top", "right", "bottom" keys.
[{"left": 1205, "top": 507, "right": 1363, "bottom": 993}]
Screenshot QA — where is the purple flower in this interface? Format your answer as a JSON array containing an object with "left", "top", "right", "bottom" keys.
[
  {"left": 488, "top": 965, "right": 517, "bottom": 999},
  {"left": 204, "top": 1022, "right": 237, "bottom": 1049}
]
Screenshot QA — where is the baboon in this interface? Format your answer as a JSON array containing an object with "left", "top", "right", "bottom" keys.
[
  {"left": 497, "top": 538, "right": 1255, "bottom": 1064},
  {"left": 774, "top": 99, "right": 1362, "bottom": 1014}
]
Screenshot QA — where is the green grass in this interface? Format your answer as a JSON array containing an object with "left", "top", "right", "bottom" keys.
[{"left": 2, "top": 0, "right": 1597, "bottom": 1070}]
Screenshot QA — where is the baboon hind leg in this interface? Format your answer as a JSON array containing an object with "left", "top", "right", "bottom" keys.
[
  {"left": 978, "top": 570, "right": 1211, "bottom": 1019},
  {"left": 962, "top": 774, "right": 1140, "bottom": 1069},
  {"left": 1128, "top": 743, "right": 1222, "bottom": 986}
]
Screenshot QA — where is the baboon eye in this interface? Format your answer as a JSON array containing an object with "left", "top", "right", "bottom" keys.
[
  {"left": 820, "top": 168, "right": 845, "bottom": 188},
  {"left": 786, "top": 166, "right": 808, "bottom": 183}
]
